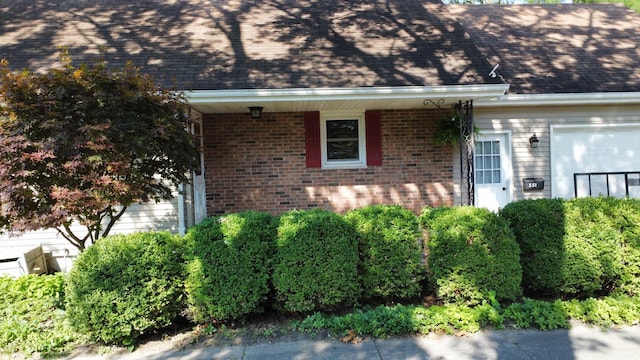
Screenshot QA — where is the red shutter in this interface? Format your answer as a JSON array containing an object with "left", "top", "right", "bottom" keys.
[
  {"left": 365, "top": 110, "right": 382, "bottom": 166},
  {"left": 304, "top": 111, "right": 321, "bottom": 168}
]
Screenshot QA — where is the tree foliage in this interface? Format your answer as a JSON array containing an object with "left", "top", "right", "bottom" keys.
[{"left": 0, "top": 51, "right": 199, "bottom": 250}]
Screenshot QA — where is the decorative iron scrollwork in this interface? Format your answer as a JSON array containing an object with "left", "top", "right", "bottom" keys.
[{"left": 423, "top": 98, "right": 475, "bottom": 206}]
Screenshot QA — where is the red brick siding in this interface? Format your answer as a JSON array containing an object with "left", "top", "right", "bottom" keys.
[{"left": 202, "top": 109, "right": 453, "bottom": 215}]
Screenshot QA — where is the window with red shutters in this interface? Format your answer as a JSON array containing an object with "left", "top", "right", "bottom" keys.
[{"left": 304, "top": 110, "right": 382, "bottom": 168}]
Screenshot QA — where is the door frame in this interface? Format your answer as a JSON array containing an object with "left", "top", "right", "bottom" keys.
[{"left": 474, "top": 130, "right": 513, "bottom": 210}]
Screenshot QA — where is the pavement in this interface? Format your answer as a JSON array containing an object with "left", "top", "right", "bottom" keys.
[{"left": 66, "top": 323, "right": 640, "bottom": 360}]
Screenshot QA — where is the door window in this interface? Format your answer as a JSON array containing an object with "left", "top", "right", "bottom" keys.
[{"left": 475, "top": 140, "right": 501, "bottom": 185}]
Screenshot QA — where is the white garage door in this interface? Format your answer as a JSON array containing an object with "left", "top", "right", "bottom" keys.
[{"left": 551, "top": 124, "right": 640, "bottom": 199}]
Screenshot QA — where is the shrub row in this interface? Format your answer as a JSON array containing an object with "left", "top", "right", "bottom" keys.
[
  {"left": 64, "top": 197, "right": 640, "bottom": 344},
  {"left": 65, "top": 204, "right": 521, "bottom": 344},
  {"left": 500, "top": 197, "right": 640, "bottom": 298}
]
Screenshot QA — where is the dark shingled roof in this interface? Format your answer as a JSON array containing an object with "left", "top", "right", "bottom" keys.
[
  {"left": 0, "top": 0, "right": 500, "bottom": 90},
  {"left": 2, "top": 1, "right": 638, "bottom": 95},
  {"left": 449, "top": 4, "right": 640, "bottom": 95}
]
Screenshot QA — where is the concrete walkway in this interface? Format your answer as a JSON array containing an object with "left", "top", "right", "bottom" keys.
[{"left": 69, "top": 323, "right": 640, "bottom": 360}]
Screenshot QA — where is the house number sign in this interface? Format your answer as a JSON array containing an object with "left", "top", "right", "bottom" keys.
[{"left": 523, "top": 178, "right": 544, "bottom": 191}]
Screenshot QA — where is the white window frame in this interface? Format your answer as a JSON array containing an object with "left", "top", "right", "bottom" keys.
[{"left": 320, "top": 111, "right": 367, "bottom": 169}]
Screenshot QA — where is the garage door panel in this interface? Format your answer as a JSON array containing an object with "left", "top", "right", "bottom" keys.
[{"left": 551, "top": 125, "right": 640, "bottom": 198}]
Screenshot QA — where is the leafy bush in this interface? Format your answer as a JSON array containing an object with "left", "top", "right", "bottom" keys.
[
  {"left": 420, "top": 206, "right": 522, "bottom": 305},
  {"left": 294, "top": 302, "right": 503, "bottom": 337},
  {"left": 0, "top": 274, "right": 82, "bottom": 357},
  {"left": 345, "top": 205, "right": 425, "bottom": 302},
  {"left": 562, "top": 294, "right": 640, "bottom": 327},
  {"left": 499, "top": 199, "right": 566, "bottom": 294},
  {"left": 184, "top": 211, "right": 277, "bottom": 322},
  {"left": 503, "top": 298, "right": 569, "bottom": 330},
  {"left": 591, "top": 199, "right": 640, "bottom": 297},
  {"left": 501, "top": 197, "right": 640, "bottom": 297},
  {"left": 65, "top": 232, "right": 185, "bottom": 345},
  {"left": 272, "top": 209, "right": 361, "bottom": 313}
]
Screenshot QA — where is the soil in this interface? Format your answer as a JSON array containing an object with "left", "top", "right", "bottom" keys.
[{"left": 61, "top": 312, "right": 337, "bottom": 359}]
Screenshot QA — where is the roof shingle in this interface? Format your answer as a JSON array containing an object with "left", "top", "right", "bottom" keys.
[
  {"left": 449, "top": 3, "right": 640, "bottom": 94},
  {"left": 0, "top": 0, "right": 498, "bottom": 90}
]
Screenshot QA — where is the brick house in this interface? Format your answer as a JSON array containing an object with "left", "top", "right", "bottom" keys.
[{"left": 1, "top": 0, "right": 639, "bottom": 270}]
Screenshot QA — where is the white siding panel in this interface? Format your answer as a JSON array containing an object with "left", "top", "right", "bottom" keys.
[
  {"left": 453, "top": 104, "right": 640, "bottom": 205},
  {"left": 1, "top": 198, "right": 180, "bottom": 273}
]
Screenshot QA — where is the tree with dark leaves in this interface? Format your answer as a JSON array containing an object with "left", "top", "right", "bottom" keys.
[{"left": 0, "top": 51, "right": 199, "bottom": 250}]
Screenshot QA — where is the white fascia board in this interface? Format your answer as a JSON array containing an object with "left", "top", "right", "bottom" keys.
[
  {"left": 476, "top": 92, "right": 640, "bottom": 107},
  {"left": 185, "top": 84, "right": 510, "bottom": 105}
]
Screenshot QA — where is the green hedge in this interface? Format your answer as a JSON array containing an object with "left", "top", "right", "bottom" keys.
[
  {"left": 498, "top": 199, "right": 566, "bottom": 294},
  {"left": 420, "top": 206, "right": 522, "bottom": 305},
  {"left": 272, "top": 209, "right": 361, "bottom": 313},
  {"left": 345, "top": 204, "right": 425, "bottom": 302},
  {"left": 500, "top": 197, "right": 640, "bottom": 297},
  {"left": 65, "top": 232, "right": 184, "bottom": 345},
  {"left": 184, "top": 211, "right": 276, "bottom": 322}
]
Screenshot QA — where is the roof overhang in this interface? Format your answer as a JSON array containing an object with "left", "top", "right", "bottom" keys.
[
  {"left": 184, "top": 85, "right": 510, "bottom": 114},
  {"left": 476, "top": 92, "right": 640, "bottom": 107}
]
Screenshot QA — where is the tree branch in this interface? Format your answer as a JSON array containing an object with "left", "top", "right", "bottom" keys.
[{"left": 101, "top": 205, "right": 128, "bottom": 239}]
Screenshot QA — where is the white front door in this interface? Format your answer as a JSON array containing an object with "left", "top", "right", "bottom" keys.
[{"left": 474, "top": 133, "right": 511, "bottom": 212}]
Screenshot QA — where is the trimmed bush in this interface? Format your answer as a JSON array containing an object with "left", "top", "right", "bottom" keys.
[
  {"left": 345, "top": 204, "right": 425, "bottom": 302},
  {"left": 184, "top": 211, "right": 276, "bottom": 322},
  {"left": 420, "top": 206, "right": 522, "bottom": 305},
  {"left": 272, "top": 209, "right": 361, "bottom": 313},
  {"left": 501, "top": 197, "right": 640, "bottom": 298},
  {"left": 65, "top": 232, "right": 184, "bottom": 345},
  {"left": 498, "top": 199, "right": 566, "bottom": 294}
]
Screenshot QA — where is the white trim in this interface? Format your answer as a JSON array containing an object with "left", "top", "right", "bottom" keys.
[
  {"left": 186, "top": 85, "right": 510, "bottom": 105},
  {"left": 177, "top": 183, "right": 186, "bottom": 236},
  {"left": 477, "top": 92, "right": 640, "bottom": 107},
  {"left": 320, "top": 111, "right": 367, "bottom": 169}
]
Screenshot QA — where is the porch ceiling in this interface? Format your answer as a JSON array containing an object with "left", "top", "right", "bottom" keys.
[{"left": 185, "top": 85, "right": 510, "bottom": 115}]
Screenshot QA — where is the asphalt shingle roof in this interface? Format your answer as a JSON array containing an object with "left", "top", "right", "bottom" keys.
[
  {"left": 449, "top": 3, "right": 640, "bottom": 94},
  {"left": 1, "top": 1, "right": 638, "bottom": 95},
  {"left": 0, "top": 0, "right": 498, "bottom": 90}
]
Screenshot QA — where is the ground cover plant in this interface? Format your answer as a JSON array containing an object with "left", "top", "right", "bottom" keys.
[
  {"left": 0, "top": 274, "right": 83, "bottom": 357},
  {"left": 184, "top": 211, "right": 277, "bottom": 322},
  {"left": 65, "top": 231, "right": 185, "bottom": 345}
]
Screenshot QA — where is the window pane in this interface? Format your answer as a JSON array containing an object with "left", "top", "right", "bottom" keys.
[
  {"left": 476, "top": 157, "right": 484, "bottom": 170},
  {"left": 485, "top": 171, "right": 492, "bottom": 183},
  {"left": 476, "top": 170, "right": 484, "bottom": 184},
  {"left": 493, "top": 170, "right": 501, "bottom": 183},
  {"left": 485, "top": 156, "right": 492, "bottom": 169},
  {"left": 327, "top": 140, "right": 359, "bottom": 160},
  {"left": 476, "top": 142, "right": 483, "bottom": 154},
  {"left": 326, "top": 120, "right": 358, "bottom": 139},
  {"left": 492, "top": 141, "right": 500, "bottom": 154},
  {"left": 493, "top": 155, "right": 500, "bottom": 168}
]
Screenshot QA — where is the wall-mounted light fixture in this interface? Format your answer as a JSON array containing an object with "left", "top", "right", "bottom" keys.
[
  {"left": 248, "top": 106, "right": 263, "bottom": 119},
  {"left": 529, "top": 133, "right": 539, "bottom": 149}
]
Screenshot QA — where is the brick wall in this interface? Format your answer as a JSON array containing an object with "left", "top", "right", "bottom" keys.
[{"left": 202, "top": 109, "right": 453, "bottom": 215}]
